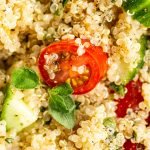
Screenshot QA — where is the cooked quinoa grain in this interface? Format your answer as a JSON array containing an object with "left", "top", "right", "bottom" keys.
[{"left": 0, "top": 0, "right": 150, "bottom": 150}]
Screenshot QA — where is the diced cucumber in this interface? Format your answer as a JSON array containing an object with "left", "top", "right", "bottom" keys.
[
  {"left": 123, "top": 0, "right": 150, "bottom": 27},
  {"left": 115, "top": 36, "right": 147, "bottom": 85},
  {"left": 1, "top": 86, "right": 37, "bottom": 132},
  {"left": 113, "top": 57, "right": 135, "bottom": 85}
]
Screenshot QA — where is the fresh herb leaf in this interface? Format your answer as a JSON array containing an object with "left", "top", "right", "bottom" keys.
[
  {"left": 62, "top": 0, "right": 69, "bottom": 6},
  {"left": 114, "top": 131, "right": 118, "bottom": 137},
  {"left": 103, "top": 117, "right": 116, "bottom": 128},
  {"left": 132, "top": 131, "right": 137, "bottom": 140},
  {"left": 49, "top": 93, "right": 75, "bottom": 113},
  {"left": 40, "top": 106, "right": 47, "bottom": 112},
  {"left": 75, "top": 101, "right": 81, "bottom": 109},
  {"left": 11, "top": 68, "right": 39, "bottom": 89},
  {"left": 44, "top": 118, "right": 52, "bottom": 125},
  {"left": 48, "top": 107, "right": 75, "bottom": 129},
  {"left": 5, "top": 138, "right": 14, "bottom": 144},
  {"left": 48, "top": 83, "right": 76, "bottom": 129},
  {"left": 110, "top": 82, "right": 125, "bottom": 96},
  {"left": 50, "top": 83, "right": 73, "bottom": 95},
  {"left": 54, "top": 3, "right": 64, "bottom": 17}
]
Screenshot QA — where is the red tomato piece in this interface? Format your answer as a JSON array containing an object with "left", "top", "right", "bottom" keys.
[
  {"left": 116, "top": 80, "right": 143, "bottom": 118},
  {"left": 38, "top": 39, "right": 108, "bottom": 94},
  {"left": 146, "top": 113, "right": 150, "bottom": 126},
  {"left": 123, "top": 140, "right": 145, "bottom": 150},
  {"left": 123, "top": 140, "right": 137, "bottom": 150}
]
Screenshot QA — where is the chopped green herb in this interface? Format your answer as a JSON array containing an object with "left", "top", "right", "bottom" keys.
[
  {"left": 5, "top": 138, "right": 14, "bottom": 144},
  {"left": 54, "top": 3, "right": 64, "bottom": 17},
  {"left": 11, "top": 68, "right": 39, "bottom": 89},
  {"left": 40, "top": 106, "right": 47, "bottom": 112},
  {"left": 62, "top": 0, "right": 69, "bottom": 6},
  {"left": 132, "top": 131, "right": 137, "bottom": 140},
  {"left": 75, "top": 101, "right": 81, "bottom": 109},
  {"left": 103, "top": 117, "right": 116, "bottom": 128},
  {"left": 48, "top": 83, "right": 76, "bottom": 129},
  {"left": 54, "top": 9, "right": 61, "bottom": 16},
  {"left": 43, "top": 33, "right": 54, "bottom": 41},
  {"left": 44, "top": 118, "right": 52, "bottom": 125},
  {"left": 110, "top": 82, "right": 125, "bottom": 96}
]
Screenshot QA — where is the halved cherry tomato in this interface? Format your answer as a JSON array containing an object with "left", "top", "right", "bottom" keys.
[
  {"left": 116, "top": 80, "right": 143, "bottom": 118},
  {"left": 123, "top": 140, "right": 145, "bottom": 150},
  {"left": 123, "top": 140, "right": 137, "bottom": 150},
  {"left": 38, "top": 39, "right": 108, "bottom": 94}
]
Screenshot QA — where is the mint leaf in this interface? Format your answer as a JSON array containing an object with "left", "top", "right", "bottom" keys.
[
  {"left": 51, "top": 83, "right": 73, "bottom": 95},
  {"left": 11, "top": 68, "right": 39, "bottom": 89},
  {"left": 48, "top": 107, "right": 75, "bottom": 129},
  {"left": 49, "top": 93, "right": 75, "bottom": 113},
  {"left": 48, "top": 83, "right": 76, "bottom": 129}
]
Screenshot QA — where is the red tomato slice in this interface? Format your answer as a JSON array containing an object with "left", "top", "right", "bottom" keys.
[
  {"left": 146, "top": 113, "right": 150, "bottom": 126},
  {"left": 123, "top": 140, "right": 137, "bottom": 150},
  {"left": 38, "top": 39, "right": 108, "bottom": 94},
  {"left": 116, "top": 80, "right": 143, "bottom": 118}
]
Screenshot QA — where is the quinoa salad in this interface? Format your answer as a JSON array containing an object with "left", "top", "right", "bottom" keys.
[{"left": 0, "top": 0, "right": 150, "bottom": 150}]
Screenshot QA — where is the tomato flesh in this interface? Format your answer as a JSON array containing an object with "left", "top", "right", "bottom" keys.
[
  {"left": 146, "top": 113, "right": 150, "bottom": 126},
  {"left": 116, "top": 80, "right": 143, "bottom": 118},
  {"left": 38, "top": 39, "right": 108, "bottom": 94},
  {"left": 123, "top": 140, "right": 137, "bottom": 150},
  {"left": 123, "top": 140, "right": 145, "bottom": 150}
]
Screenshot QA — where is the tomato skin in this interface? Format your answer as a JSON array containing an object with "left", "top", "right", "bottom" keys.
[
  {"left": 38, "top": 39, "right": 108, "bottom": 94},
  {"left": 123, "top": 140, "right": 137, "bottom": 150},
  {"left": 116, "top": 80, "right": 143, "bottom": 118},
  {"left": 146, "top": 113, "right": 150, "bottom": 126}
]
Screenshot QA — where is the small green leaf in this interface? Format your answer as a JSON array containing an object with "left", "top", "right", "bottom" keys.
[
  {"left": 110, "top": 83, "right": 125, "bottom": 96},
  {"left": 75, "top": 101, "right": 81, "bottom": 109},
  {"left": 48, "top": 83, "right": 76, "bottom": 129},
  {"left": 11, "top": 68, "right": 39, "bottom": 89},
  {"left": 133, "top": 131, "right": 137, "bottom": 140},
  {"left": 62, "top": 0, "right": 69, "bottom": 6},
  {"left": 48, "top": 107, "right": 75, "bottom": 129},
  {"left": 54, "top": 3, "right": 63, "bottom": 16},
  {"left": 49, "top": 93, "right": 75, "bottom": 113},
  {"left": 5, "top": 138, "right": 14, "bottom": 144},
  {"left": 103, "top": 117, "right": 116, "bottom": 128},
  {"left": 50, "top": 83, "right": 73, "bottom": 95}
]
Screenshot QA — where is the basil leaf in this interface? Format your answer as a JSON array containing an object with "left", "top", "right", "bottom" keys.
[
  {"left": 11, "top": 68, "right": 39, "bottom": 89},
  {"left": 48, "top": 107, "right": 75, "bottom": 129},
  {"left": 62, "top": 0, "right": 69, "bottom": 6},
  {"left": 51, "top": 83, "right": 73, "bottom": 95},
  {"left": 49, "top": 93, "right": 75, "bottom": 113}
]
